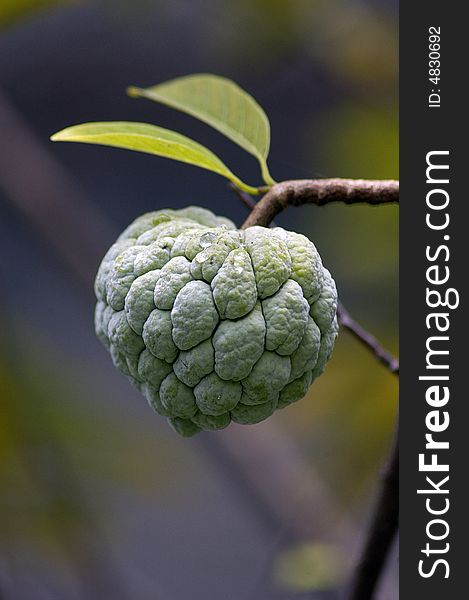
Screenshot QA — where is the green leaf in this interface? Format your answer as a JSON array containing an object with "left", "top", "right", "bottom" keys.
[
  {"left": 50, "top": 121, "right": 260, "bottom": 194},
  {"left": 128, "top": 74, "right": 275, "bottom": 186}
]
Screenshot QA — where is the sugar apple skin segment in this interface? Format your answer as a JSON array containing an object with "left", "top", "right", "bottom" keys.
[{"left": 94, "top": 206, "right": 338, "bottom": 436}]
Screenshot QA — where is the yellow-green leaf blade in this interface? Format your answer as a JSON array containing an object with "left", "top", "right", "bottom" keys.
[
  {"left": 128, "top": 74, "right": 272, "bottom": 171},
  {"left": 50, "top": 121, "right": 259, "bottom": 194}
]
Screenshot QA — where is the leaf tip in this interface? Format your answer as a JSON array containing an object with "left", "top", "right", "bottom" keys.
[
  {"left": 126, "top": 86, "right": 142, "bottom": 98},
  {"left": 50, "top": 127, "right": 77, "bottom": 142}
]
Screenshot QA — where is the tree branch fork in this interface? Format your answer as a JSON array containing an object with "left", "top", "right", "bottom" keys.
[{"left": 235, "top": 176, "right": 399, "bottom": 600}]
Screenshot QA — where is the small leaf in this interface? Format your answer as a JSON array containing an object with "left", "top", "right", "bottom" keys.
[
  {"left": 128, "top": 74, "right": 275, "bottom": 185},
  {"left": 50, "top": 121, "right": 260, "bottom": 194}
]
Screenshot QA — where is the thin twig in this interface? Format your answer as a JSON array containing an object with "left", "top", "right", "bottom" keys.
[
  {"left": 344, "top": 424, "right": 399, "bottom": 600},
  {"left": 337, "top": 303, "right": 399, "bottom": 376},
  {"left": 241, "top": 178, "right": 399, "bottom": 228},
  {"left": 227, "top": 182, "right": 258, "bottom": 212}
]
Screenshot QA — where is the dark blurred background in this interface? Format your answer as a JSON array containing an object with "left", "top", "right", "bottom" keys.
[{"left": 0, "top": 1, "right": 398, "bottom": 598}]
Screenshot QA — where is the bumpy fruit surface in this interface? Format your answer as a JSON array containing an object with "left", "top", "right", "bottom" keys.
[{"left": 94, "top": 206, "right": 338, "bottom": 436}]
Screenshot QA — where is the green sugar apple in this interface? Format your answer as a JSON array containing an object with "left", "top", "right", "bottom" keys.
[{"left": 94, "top": 206, "right": 338, "bottom": 436}]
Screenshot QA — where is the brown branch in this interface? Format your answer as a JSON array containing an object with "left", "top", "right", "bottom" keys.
[
  {"left": 241, "top": 178, "right": 399, "bottom": 228},
  {"left": 345, "top": 424, "right": 399, "bottom": 600},
  {"left": 337, "top": 303, "right": 399, "bottom": 376}
]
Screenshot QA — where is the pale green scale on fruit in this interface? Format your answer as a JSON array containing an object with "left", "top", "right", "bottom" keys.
[
  {"left": 273, "top": 228, "right": 324, "bottom": 303},
  {"left": 142, "top": 308, "right": 178, "bottom": 362},
  {"left": 125, "top": 269, "right": 160, "bottom": 334},
  {"left": 211, "top": 247, "right": 257, "bottom": 319},
  {"left": 171, "top": 280, "right": 219, "bottom": 350},
  {"left": 135, "top": 222, "right": 196, "bottom": 245},
  {"left": 289, "top": 316, "right": 321, "bottom": 381},
  {"left": 171, "top": 228, "right": 219, "bottom": 260},
  {"left": 212, "top": 302, "right": 265, "bottom": 381},
  {"left": 191, "top": 411, "right": 231, "bottom": 431},
  {"left": 241, "top": 351, "right": 291, "bottom": 405},
  {"left": 123, "top": 353, "right": 141, "bottom": 382},
  {"left": 143, "top": 387, "right": 169, "bottom": 417},
  {"left": 137, "top": 349, "right": 173, "bottom": 389},
  {"left": 194, "top": 372, "right": 242, "bottom": 416},
  {"left": 160, "top": 372, "right": 198, "bottom": 419},
  {"left": 262, "top": 279, "right": 309, "bottom": 355},
  {"left": 244, "top": 226, "right": 291, "bottom": 299},
  {"left": 190, "top": 230, "right": 241, "bottom": 283},
  {"left": 94, "top": 301, "right": 113, "bottom": 347},
  {"left": 240, "top": 391, "right": 278, "bottom": 407},
  {"left": 94, "top": 239, "right": 134, "bottom": 302},
  {"left": 110, "top": 345, "right": 132, "bottom": 378},
  {"left": 94, "top": 206, "right": 338, "bottom": 436},
  {"left": 309, "top": 268, "right": 338, "bottom": 333},
  {"left": 190, "top": 243, "right": 230, "bottom": 283},
  {"left": 278, "top": 371, "right": 313, "bottom": 409},
  {"left": 106, "top": 245, "right": 144, "bottom": 310},
  {"left": 169, "top": 230, "right": 200, "bottom": 258},
  {"left": 153, "top": 256, "right": 193, "bottom": 310},
  {"left": 108, "top": 310, "right": 145, "bottom": 355},
  {"left": 231, "top": 397, "right": 278, "bottom": 425},
  {"left": 133, "top": 241, "right": 172, "bottom": 275},
  {"left": 173, "top": 339, "right": 214, "bottom": 387},
  {"left": 311, "top": 317, "right": 339, "bottom": 381},
  {"left": 185, "top": 230, "right": 219, "bottom": 261}
]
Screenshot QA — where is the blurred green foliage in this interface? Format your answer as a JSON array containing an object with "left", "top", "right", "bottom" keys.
[
  {"left": 0, "top": 0, "right": 75, "bottom": 28},
  {"left": 273, "top": 542, "right": 342, "bottom": 592},
  {"left": 313, "top": 104, "right": 398, "bottom": 180}
]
